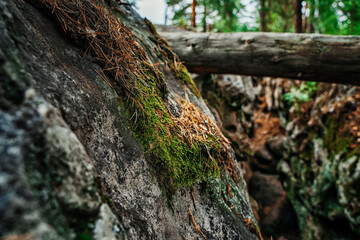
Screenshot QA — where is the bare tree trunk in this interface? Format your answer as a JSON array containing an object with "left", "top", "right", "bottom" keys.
[
  {"left": 191, "top": 0, "right": 196, "bottom": 28},
  {"left": 349, "top": 0, "right": 357, "bottom": 35},
  {"left": 307, "top": 1, "right": 314, "bottom": 33},
  {"left": 302, "top": 2, "right": 307, "bottom": 33},
  {"left": 293, "top": 0, "right": 302, "bottom": 33},
  {"left": 260, "top": 0, "right": 267, "bottom": 31},
  {"left": 159, "top": 31, "right": 360, "bottom": 85}
]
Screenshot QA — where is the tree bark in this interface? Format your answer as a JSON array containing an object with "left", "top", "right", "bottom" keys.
[
  {"left": 307, "top": 0, "right": 314, "bottom": 33},
  {"left": 302, "top": 2, "right": 307, "bottom": 33},
  {"left": 159, "top": 31, "right": 360, "bottom": 85},
  {"left": 293, "top": 0, "right": 302, "bottom": 33},
  {"left": 260, "top": 0, "right": 267, "bottom": 32},
  {"left": 191, "top": 0, "right": 196, "bottom": 28}
]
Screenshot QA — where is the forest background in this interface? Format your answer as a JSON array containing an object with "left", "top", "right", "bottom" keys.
[{"left": 137, "top": 0, "right": 360, "bottom": 35}]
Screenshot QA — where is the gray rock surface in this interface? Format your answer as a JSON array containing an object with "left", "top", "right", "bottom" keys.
[{"left": 0, "top": 0, "right": 257, "bottom": 239}]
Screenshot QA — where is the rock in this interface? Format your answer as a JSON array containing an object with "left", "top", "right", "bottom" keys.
[
  {"left": 251, "top": 146, "right": 278, "bottom": 173},
  {"left": 337, "top": 155, "right": 360, "bottom": 235},
  {"left": 0, "top": 0, "right": 257, "bottom": 239},
  {"left": 242, "top": 161, "right": 253, "bottom": 184},
  {"left": 94, "top": 204, "right": 127, "bottom": 240},
  {"left": 248, "top": 172, "right": 298, "bottom": 236},
  {"left": 255, "top": 147, "right": 274, "bottom": 164},
  {"left": 41, "top": 103, "right": 101, "bottom": 214},
  {"left": 217, "top": 75, "right": 257, "bottom": 106},
  {"left": 279, "top": 136, "right": 360, "bottom": 239},
  {"left": 0, "top": 102, "right": 61, "bottom": 239},
  {"left": 266, "top": 135, "right": 294, "bottom": 160},
  {"left": 343, "top": 97, "right": 356, "bottom": 111},
  {"left": 266, "top": 136, "right": 287, "bottom": 158},
  {"left": 264, "top": 77, "right": 284, "bottom": 112},
  {"left": 285, "top": 120, "right": 295, "bottom": 133},
  {"left": 190, "top": 35, "right": 360, "bottom": 240}
]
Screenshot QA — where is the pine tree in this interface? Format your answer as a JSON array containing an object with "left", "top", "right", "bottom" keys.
[{"left": 166, "top": 0, "right": 243, "bottom": 32}]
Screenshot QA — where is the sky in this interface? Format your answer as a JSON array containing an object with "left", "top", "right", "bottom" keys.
[
  {"left": 137, "top": 0, "right": 167, "bottom": 24},
  {"left": 137, "top": 0, "right": 257, "bottom": 26}
]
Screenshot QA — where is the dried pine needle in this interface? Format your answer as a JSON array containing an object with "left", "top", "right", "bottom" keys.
[
  {"left": 188, "top": 207, "right": 207, "bottom": 240},
  {"left": 171, "top": 94, "right": 238, "bottom": 181},
  {"left": 40, "top": 0, "right": 152, "bottom": 98},
  {"left": 41, "top": 0, "right": 240, "bottom": 188}
]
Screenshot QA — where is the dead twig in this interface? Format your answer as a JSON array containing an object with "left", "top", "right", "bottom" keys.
[
  {"left": 191, "top": 192, "right": 197, "bottom": 211},
  {"left": 188, "top": 207, "right": 207, "bottom": 240},
  {"left": 179, "top": 232, "right": 187, "bottom": 240},
  {"left": 226, "top": 183, "right": 232, "bottom": 198}
]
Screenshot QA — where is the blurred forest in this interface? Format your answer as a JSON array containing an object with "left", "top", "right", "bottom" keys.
[{"left": 162, "top": 0, "right": 360, "bottom": 34}]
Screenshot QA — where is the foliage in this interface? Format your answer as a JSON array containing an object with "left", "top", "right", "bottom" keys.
[
  {"left": 162, "top": 0, "right": 360, "bottom": 34},
  {"left": 333, "top": 0, "right": 360, "bottom": 35},
  {"left": 317, "top": 0, "right": 360, "bottom": 34},
  {"left": 316, "top": 0, "right": 341, "bottom": 34},
  {"left": 258, "top": 0, "right": 294, "bottom": 32},
  {"left": 166, "top": 0, "right": 244, "bottom": 32},
  {"left": 283, "top": 81, "right": 318, "bottom": 103},
  {"left": 256, "top": 0, "right": 360, "bottom": 35}
]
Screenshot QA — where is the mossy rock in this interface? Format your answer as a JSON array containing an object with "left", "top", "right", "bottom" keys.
[
  {"left": 175, "top": 65, "right": 201, "bottom": 98},
  {"left": 127, "top": 64, "right": 220, "bottom": 196}
]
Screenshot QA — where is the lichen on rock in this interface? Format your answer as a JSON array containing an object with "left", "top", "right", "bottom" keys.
[{"left": 278, "top": 85, "right": 360, "bottom": 239}]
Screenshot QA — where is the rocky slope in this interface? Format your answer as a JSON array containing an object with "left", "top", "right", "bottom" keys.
[
  {"left": 195, "top": 73, "right": 360, "bottom": 239},
  {"left": 0, "top": 0, "right": 258, "bottom": 239}
]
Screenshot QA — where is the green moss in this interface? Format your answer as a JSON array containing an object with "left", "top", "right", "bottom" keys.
[
  {"left": 144, "top": 18, "right": 170, "bottom": 47},
  {"left": 75, "top": 233, "right": 93, "bottom": 240},
  {"left": 124, "top": 63, "right": 220, "bottom": 198},
  {"left": 144, "top": 18, "right": 157, "bottom": 36},
  {"left": 324, "top": 117, "right": 356, "bottom": 161},
  {"left": 160, "top": 44, "right": 177, "bottom": 62},
  {"left": 176, "top": 65, "right": 201, "bottom": 98}
]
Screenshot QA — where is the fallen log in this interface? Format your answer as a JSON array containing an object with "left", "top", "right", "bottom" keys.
[{"left": 159, "top": 31, "right": 360, "bottom": 85}]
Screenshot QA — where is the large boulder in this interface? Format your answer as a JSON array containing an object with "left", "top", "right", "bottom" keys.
[{"left": 0, "top": 0, "right": 257, "bottom": 239}]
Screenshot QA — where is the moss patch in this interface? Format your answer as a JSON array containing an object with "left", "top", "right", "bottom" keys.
[
  {"left": 125, "top": 63, "right": 220, "bottom": 195},
  {"left": 324, "top": 117, "right": 358, "bottom": 161},
  {"left": 176, "top": 65, "right": 201, "bottom": 97}
]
